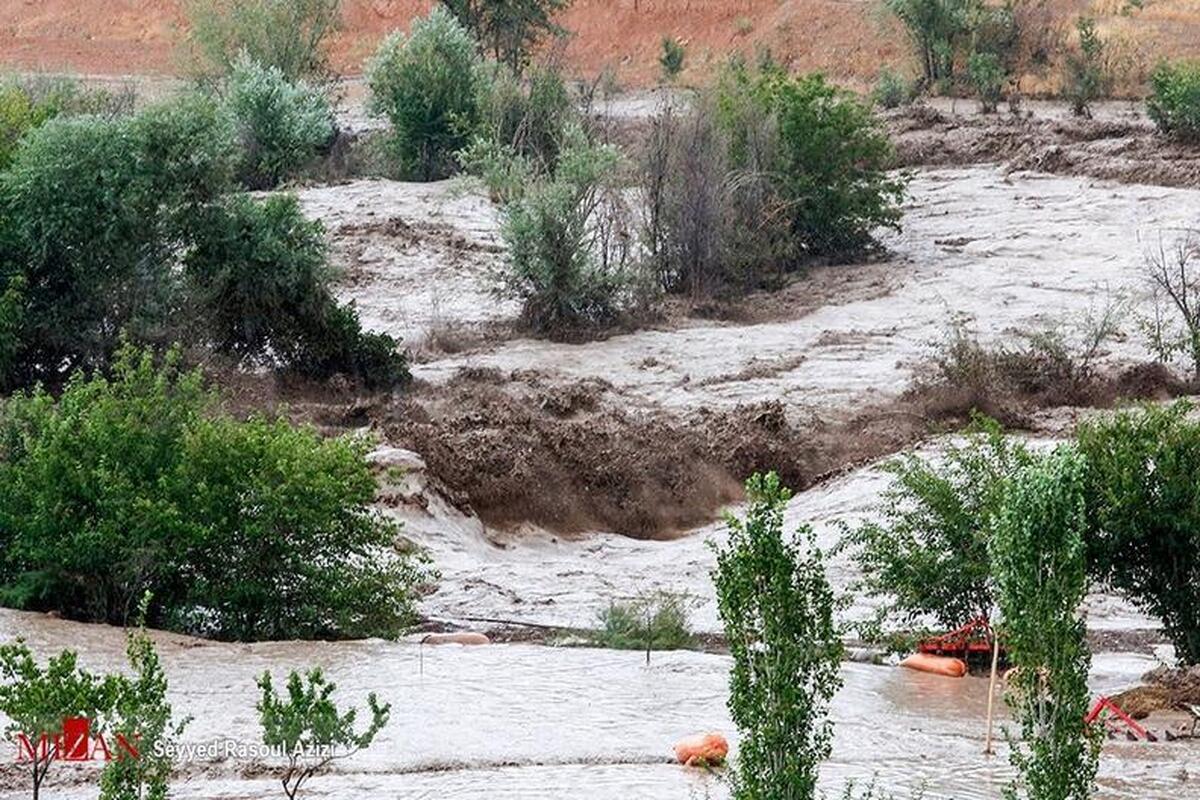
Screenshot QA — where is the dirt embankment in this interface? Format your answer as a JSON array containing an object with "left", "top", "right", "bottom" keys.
[{"left": 888, "top": 101, "right": 1200, "bottom": 188}]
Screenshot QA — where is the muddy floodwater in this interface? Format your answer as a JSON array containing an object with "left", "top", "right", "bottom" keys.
[{"left": 4, "top": 162, "right": 1200, "bottom": 798}]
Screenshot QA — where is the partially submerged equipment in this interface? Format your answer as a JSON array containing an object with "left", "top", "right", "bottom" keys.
[
  {"left": 421, "top": 632, "right": 491, "bottom": 645},
  {"left": 917, "top": 617, "right": 1005, "bottom": 665},
  {"left": 900, "top": 652, "right": 969, "bottom": 678},
  {"left": 674, "top": 732, "right": 729, "bottom": 766}
]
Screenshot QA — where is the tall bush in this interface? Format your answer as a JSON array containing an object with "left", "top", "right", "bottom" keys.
[
  {"left": 1076, "top": 402, "right": 1200, "bottom": 665},
  {"left": 991, "top": 448, "right": 1101, "bottom": 800},
  {"left": 1147, "top": 60, "right": 1200, "bottom": 143},
  {"left": 712, "top": 472, "right": 843, "bottom": 800},
  {"left": 841, "top": 419, "right": 1032, "bottom": 636},
  {"left": 225, "top": 55, "right": 334, "bottom": 188},
  {"left": 184, "top": 0, "right": 342, "bottom": 81},
  {"left": 1063, "top": 17, "right": 1109, "bottom": 117},
  {"left": 368, "top": 6, "right": 483, "bottom": 180},
  {"left": 0, "top": 344, "right": 429, "bottom": 641},
  {"left": 887, "top": 0, "right": 976, "bottom": 85},
  {"left": 442, "top": 0, "right": 570, "bottom": 72}
]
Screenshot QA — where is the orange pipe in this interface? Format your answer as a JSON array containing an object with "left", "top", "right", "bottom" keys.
[{"left": 901, "top": 653, "right": 968, "bottom": 678}]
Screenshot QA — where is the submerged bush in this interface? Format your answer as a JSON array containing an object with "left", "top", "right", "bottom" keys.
[
  {"left": 593, "top": 593, "right": 694, "bottom": 651},
  {"left": 367, "top": 6, "right": 483, "bottom": 180},
  {"left": 1147, "top": 60, "right": 1200, "bottom": 143},
  {"left": 0, "top": 345, "right": 428, "bottom": 641},
  {"left": 225, "top": 54, "right": 334, "bottom": 188},
  {"left": 872, "top": 68, "right": 918, "bottom": 109}
]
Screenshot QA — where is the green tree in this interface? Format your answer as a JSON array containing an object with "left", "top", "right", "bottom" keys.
[
  {"left": 183, "top": 0, "right": 342, "bottom": 81},
  {"left": 711, "top": 472, "right": 843, "bottom": 800},
  {"left": 257, "top": 669, "right": 390, "bottom": 800},
  {"left": 1076, "top": 401, "right": 1200, "bottom": 665},
  {"left": 100, "top": 595, "right": 189, "bottom": 800},
  {"left": 0, "top": 343, "right": 429, "bottom": 640},
  {"left": 841, "top": 418, "right": 1032, "bottom": 635},
  {"left": 887, "top": 0, "right": 976, "bottom": 85},
  {"left": 991, "top": 448, "right": 1101, "bottom": 800},
  {"left": 968, "top": 51, "right": 1006, "bottom": 112},
  {"left": 1147, "top": 60, "right": 1200, "bottom": 143},
  {"left": 442, "top": 0, "right": 571, "bottom": 72},
  {"left": 367, "top": 6, "right": 483, "bottom": 180},
  {"left": 1064, "top": 17, "right": 1109, "bottom": 117},
  {"left": 0, "top": 642, "right": 125, "bottom": 800}
]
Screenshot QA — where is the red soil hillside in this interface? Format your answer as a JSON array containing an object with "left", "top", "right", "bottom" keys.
[{"left": 2, "top": 0, "right": 1199, "bottom": 89}]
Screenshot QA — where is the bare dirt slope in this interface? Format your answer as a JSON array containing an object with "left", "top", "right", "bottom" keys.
[{"left": 4, "top": 0, "right": 1200, "bottom": 89}]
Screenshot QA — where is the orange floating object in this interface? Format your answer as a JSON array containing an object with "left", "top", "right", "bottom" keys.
[
  {"left": 674, "top": 732, "right": 729, "bottom": 766},
  {"left": 421, "top": 632, "right": 490, "bottom": 645},
  {"left": 901, "top": 652, "right": 968, "bottom": 678}
]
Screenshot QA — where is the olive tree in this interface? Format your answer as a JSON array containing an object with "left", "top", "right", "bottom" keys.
[
  {"left": 1076, "top": 401, "right": 1200, "bottom": 665},
  {"left": 991, "top": 448, "right": 1101, "bottom": 800},
  {"left": 711, "top": 472, "right": 843, "bottom": 800}
]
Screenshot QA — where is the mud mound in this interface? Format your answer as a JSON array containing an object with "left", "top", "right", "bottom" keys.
[
  {"left": 383, "top": 370, "right": 935, "bottom": 539},
  {"left": 890, "top": 105, "right": 1200, "bottom": 188},
  {"left": 1112, "top": 665, "right": 1200, "bottom": 719}
]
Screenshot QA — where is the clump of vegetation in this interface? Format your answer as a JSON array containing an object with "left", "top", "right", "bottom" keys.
[
  {"left": 1077, "top": 402, "right": 1200, "bottom": 665},
  {"left": 886, "top": 0, "right": 977, "bottom": 85},
  {"left": 0, "top": 642, "right": 126, "bottom": 800},
  {"left": 872, "top": 68, "right": 918, "bottom": 109},
  {"left": 1064, "top": 16, "right": 1110, "bottom": 117},
  {"left": 1141, "top": 234, "right": 1200, "bottom": 382},
  {"left": 660, "top": 36, "right": 686, "bottom": 81},
  {"left": 0, "top": 76, "right": 134, "bottom": 170},
  {"left": 712, "top": 472, "right": 843, "bottom": 800},
  {"left": 992, "top": 448, "right": 1102, "bottom": 800},
  {"left": 257, "top": 668, "right": 390, "bottom": 800},
  {"left": 496, "top": 123, "right": 638, "bottom": 333},
  {"left": 1147, "top": 60, "right": 1200, "bottom": 142},
  {"left": 224, "top": 54, "right": 334, "bottom": 188},
  {"left": 368, "top": 6, "right": 484, "bottom": 180},
  {"left": 0, "top": 344, "right": 429, "bottom": 641},
  {"left": 967, "top": 51, "right": 1006, "bottom": 112},
  {"left": 840, "top": 418, "right": 1031, "bottom": 636},
  {"left": 593, "top": 592, "right": 694, "bottom": 652},
  {"left": 442, "top": 0, "right": 571, "bottom": 73},
  {"left": 183, "top": 0, "right": 342, "bottom": 81}
]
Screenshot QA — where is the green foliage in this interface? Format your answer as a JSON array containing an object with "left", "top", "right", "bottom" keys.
[
  {"left": 991, "top": 448, "right": 1101, "bottom": 800},
  {"left": 100, "top": 596, "right": 188, "bottom": 800},
  {"left": 257, "top": 668, "right": 390, "bottom": 800},
  {"left": 441, "top": 0, "right": 571, "bottom": 72},
  {"left": 872, "top": 68, "right": 918, "bottom": 109},
  {"left": 968, "top": 51, "right": 1006, "bottom": 112},
  {"left": 0, "top": 344, "right": 429, "bottom": 641},
  {"left": 712, "top": 472, "right": 843, "bottom": 800},
  {"left": 593, "top": 592, "right": 694, "bottom": 651},
  {"left": 754, "top": 71, "right": 906, "bottom": 256},
  {"left": 0, "top": 76, "right": 134, "bottom": 170},
  {"left": 1147, "top": 60, "right": 1200, "bottom": 143},
  {"left": 183, "top": 193, "right": 407, "bottom": 387},
  {"left": 841, "top": 419, "right": 1032, "bottom": 635},
  {"left": 225, "top": 54, "right": 334, "bottom": 188},
  {"left": 183, "top": 0, "right": 342, "bottom": 81},
  {"left": 497, "top": 123, "right": 636, "bottom": 332},
  {"left": 368, "top": 6, "right": 483, "bottom": 180},
  {"left": 0, "top": 641, "right": 125, "bottom": 800},
  {"left": 887, "top": 0, "right": 977, "bottom": 84},
  {"left": 1076, "top": 402, "right": 1200, "bottom": 665},
  {"left": 1064, "top": 17, "right": 1109, "bottom": 117},
  {"left": 660, "top": 37, "right": 687, "bottom": 80}
]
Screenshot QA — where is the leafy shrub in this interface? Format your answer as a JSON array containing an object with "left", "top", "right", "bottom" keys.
[
  {"left": 1147, "top": 60, "right": 1200, "bottom": 143},
  {"left": 752, "top": 71, "right": 905, "bottom": 256},
  {"left": 968, "top": 51, "right": 1006, "bottom": 112},
  {"left": 1064, "top": 17, "right": 1109, "bottom": 117},
  {"left": 660, "top": 37, "right": 686, "bottom": 80},
  {"left": 368, "top": 6, "right": 483, "bottom": 180},
  {"left": 1076, "top": 402, "right": 1200, "bottom": 665},
  {"left": 887, "top": 0, "right": 976, "bottom": 84},
  {"left": 593, "top": 592, "right": 694, "bottom": 651},
  {"left": 258, "top": 668, "right": 389, "bottom": 800},
  {"left": 840, "top": 418, "right": 1032, "bottom": 635},
  {"left": 0, "top": 85, "right": 57, "bottom": 170},
  {"left": 872, "top": 68, "right": 918, "bottom": 109},
  {"left": 712, "top": 472, "right": 842, "bottom": 800},
  {"left": 497, "top": 124, "right": 638, "bottom": 332},
  {"left": 442, "top": 0, "right": 570, "bottom": 72},
  {"left": 0, "top": 344, "right": 429, "bottom": 641},
  {"left": 991, "top": 447, "right": 1101, "bottom": 800},
  {"left": 225, "top": 54, "right": 335, "bottom": 188},
  {"left": 183, "top": 0, "right": 342, "bottom": 80},
  {"left": 0, "top": 76, "right": 135, "bottom": 169}
]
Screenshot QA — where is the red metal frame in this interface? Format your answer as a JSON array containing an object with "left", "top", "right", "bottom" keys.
[
  {"left": 1086, "top": 696, "right": 1157, "bottom": 742},
  {"left": 917, "top": 617, "right": 1001, "bottom": 659}
]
